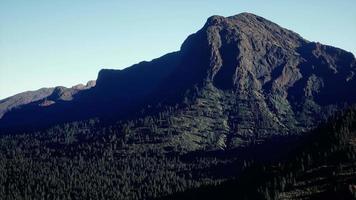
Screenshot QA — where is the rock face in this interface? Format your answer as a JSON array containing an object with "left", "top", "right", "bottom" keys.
[
  {"left": 141, "top": 13, "right": 356, "bottom": 149},
  {"left": 45, "top": 80, "right": 96, "bottom": 102},
  {"left": 0, "top": 13, "right": 355, "bottom": 145}
]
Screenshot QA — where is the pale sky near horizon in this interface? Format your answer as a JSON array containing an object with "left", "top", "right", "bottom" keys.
[{"left": 1, "top": 0, "right": 355, "bottom": 99}]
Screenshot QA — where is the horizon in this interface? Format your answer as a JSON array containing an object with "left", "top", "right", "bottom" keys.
[{"left": 1, "top": 0, "right": 355, "bottom": 99}]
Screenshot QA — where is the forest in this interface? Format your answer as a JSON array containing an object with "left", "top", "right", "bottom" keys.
[{"left": 0, "top": 104, "right": 355, "bottom": 199}]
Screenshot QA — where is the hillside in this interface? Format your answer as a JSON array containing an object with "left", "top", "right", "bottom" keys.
[
  {"left": 0, "top": 13, "right": 355, "bottom": 200},
  {"left": 1, "top": 13, "right": 355, "bottom": 138},
  {"left": 161, "top": 106, "right": 356, "bottom": 199},
  {"left": 0, "top": 80, "right": 96, "bottom": 120}
]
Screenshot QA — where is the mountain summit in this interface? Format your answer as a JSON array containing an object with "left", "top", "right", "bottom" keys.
[{"left": 1, "top": 13, "right": 355, "bottom": 148}]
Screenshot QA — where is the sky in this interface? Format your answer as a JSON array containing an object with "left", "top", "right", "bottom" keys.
[{"left": 0, "top": 0, "right": 355, "bottom": 99}]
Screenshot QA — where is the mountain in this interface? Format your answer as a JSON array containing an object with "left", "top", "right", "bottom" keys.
[
  {"left": 6, "top": 13, "right": 356, "bottom": 150},
  {"left": 0, "top": 12, "right": 355, "bottom": 200},
  {"left": 1, "top": 13, "right": 355, "bottom": 139},
  {"left": 0, "top": 88, "right": 54, "bottom": 118},
  {"left": 0, "top": 81, "right": 96, "bottom": 120},
  {"left": 39, "top": 80, "right": 96, "bottom": 103},
  {"left": 0, "top": 53, "right": 180, "bottom": 130}
]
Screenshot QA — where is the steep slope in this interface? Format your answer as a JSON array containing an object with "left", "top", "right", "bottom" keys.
[
  {"left": 0, "top": 12, "right": 355, "bottom": 200},
  {"left": 1, "top": 13, "right": 355, "bottom": 148},
  {"left": 122, "top": 13, "right": 356, "bottom": 150},
  {"left": 180, "top": 13, "right": 354, "bottom": 148},
  {"left": 161, "top": 106, "right": 356, "bottom": 200},
  {"left": 0, "top": 53, "right": 179, "bottom": 130},
  {"left": 0, "top": 102, "right": 354, "bottom": 199}
]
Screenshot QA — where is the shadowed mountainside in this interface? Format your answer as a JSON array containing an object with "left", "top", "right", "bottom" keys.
[
  {"left": 0, "top": 80, "right": 95, "bottom": 119},
  {"left": 160, "top": 106, "right": 356, "bottom": 200},
  {"left": 0, "top": 88, "right": 54, "bottom": 118},
  {"left": 0, "top": 13, "right": 355, "bottom": 200},
  {"left": 1, "top": 13, "right": 355, "bottom": 148}
]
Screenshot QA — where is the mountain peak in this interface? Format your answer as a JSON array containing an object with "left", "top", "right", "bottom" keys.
[
  {"left": 178, "top": 13, "right": 309, "bottom": 92},
  {"left": 205, "top": 12, "right": 258, "bottom": 26},
  {"left": 228, "top": 12, "right": 267, "bottom": 22},
  {"left": 1, "top": 12, "right": 355, "bottom": 135},
  {"left": 202, "top": 13, "right": 306, "bottom": 47},
  {"left": 205, "top": 15, "right": 226, "bottom": 26}
]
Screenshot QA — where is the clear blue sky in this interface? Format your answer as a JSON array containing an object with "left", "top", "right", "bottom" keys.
[{"left": 1, "top": 0, "right": 355, "bottom": 99}]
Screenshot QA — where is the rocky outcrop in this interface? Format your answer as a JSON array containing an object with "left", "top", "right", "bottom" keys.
[{"left": 45, "top": 80, "right": 96, "bottom": 102}]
